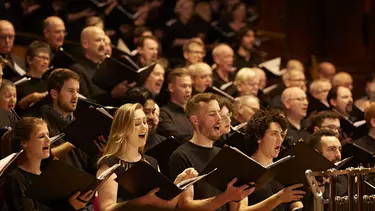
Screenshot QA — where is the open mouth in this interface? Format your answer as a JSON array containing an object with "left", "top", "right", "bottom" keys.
[
  {"left": 42, "top": 146, "right": 50, "bottom": 151},
  {"left": 138, "top": 133, "right": 146, "bottom": 139},
  {"left": 213, "top": 125, "right": 220, "bottom": 132},
  {"left": 274, "top": 146, "right": 281, "bottom": 153}
]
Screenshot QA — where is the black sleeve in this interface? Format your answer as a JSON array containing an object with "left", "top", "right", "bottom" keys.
[
  {"left": 4, "top": 172, "right": 38, "bottom": 211},
  {"left": 156, "top": 109, "right": 177, "bottom": 140}
]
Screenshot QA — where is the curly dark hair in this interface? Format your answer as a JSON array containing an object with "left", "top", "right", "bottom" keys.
[{"left": 245, "top": 108, "right": 288, "bottom": 156}]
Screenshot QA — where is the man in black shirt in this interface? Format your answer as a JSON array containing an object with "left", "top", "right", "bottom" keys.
[
  {"left": 143, "top": 63, "right": 165, "bottom": 96},
  {"left": 169, "top": 93, "right": 254, "bottom": 211},
  {"left": 157, "top": 68, "right": 194, "bottom": 142},
  {"left": 281, "top": 87, "right": 310, "bottom": 149},
  {"left": 43, "top": 16, "right": 66, "bottom": 53},
  {"left": 328, "top": 86, "right": 356, "bottom": 122},
  {"left": 69, "top": 26, "right": 130, "bottom": 104},
  {"left": 136, "top": 35, "right": 159, "bottom": 68},
  {"left": 306, "top": 129, "right": 347, "bottom": 211},
  {"left": 0, "top": 20, "right": 25, "bottom": 79},
  {"left": 233, "top": 27, "right": 260, "bottom": 70},
  {"left": 212, "top": 44, "right": 235, "bottom": 89},
  {"left": 69, "top": 26, "right": 106, "bottom": 100},
  {"left": 37, "top": 68, "right": 92, "bottom": 173},
  {"left": 164, "top": 0, "right": 207, "bottom": 61},
  {"left": 187, "top": 62, "right": 213, "bottom": 95}
]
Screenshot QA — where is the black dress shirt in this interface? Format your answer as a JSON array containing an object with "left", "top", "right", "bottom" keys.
[{"left": 156, "top": 102, "right": 194, "bottom": 142}]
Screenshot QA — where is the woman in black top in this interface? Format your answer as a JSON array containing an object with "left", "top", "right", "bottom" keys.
[
  {"left": 245, "top": 108, "right": 305, "bottom": 211},
  {"left": 96, "top": 103, "right": 197, "bottom": 211},
  {"left": 17, "top": 41, "right": 49, "bottom": 110},
  {"left": 3, "top": 117, "right": 93, "bottom": 211}
]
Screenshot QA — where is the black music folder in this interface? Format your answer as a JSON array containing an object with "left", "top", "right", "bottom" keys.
[
  {"left": 340, "top": 117, "right": 368, "bottom": 140},
  {"left": 63, "top": 107, "right": 112, "bottom": 156},
  {"left": 274, "top": 142, "right": 336, "bottom": 191},
  {"left": 201, "top": 146, "right": 294, "bottom": 192},
  {"left": 220, "top": 131, "right": 249, "bottom": 155},
  {"left": 116, "top": 161, "right": 216, "bottom": 200},
  {"left": 26, "top": 160, "right": 120, "bottom": 205},
  {"left": 306, "top": 94, "right": 330, "bottom": 116},
  {"left": 341, "top": 142, "right": 375, "bottom": 168},
  {"left": 145, "top": 136, "right": 182, "bottom": 175},
  {"left": 111, "top": 45, "right": 140, "bottom": 70},
  {"left": 93, "top": 57, "right": 155, "bottom": 91}
]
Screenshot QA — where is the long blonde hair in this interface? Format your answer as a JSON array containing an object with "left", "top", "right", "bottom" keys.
[{"left": 97, "top": 103, "right": 143, "bottom": 165}]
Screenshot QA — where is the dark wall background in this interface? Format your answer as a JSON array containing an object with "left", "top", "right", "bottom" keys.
[{"left": 255, "top": 0, "right": 374, "bottom": 98}]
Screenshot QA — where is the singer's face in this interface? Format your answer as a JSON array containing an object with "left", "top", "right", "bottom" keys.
[
  {"left": 44, "top": 20, "right": 66, "bottom": 49},
  {"left": 128, "top": 109, "right": 148, "bottom": 148},
  {"left": 241, "top": 30, "right": 255, "bottom": 50},
  {"left": 257, "top": 122, "right": 286, "bottom": 159},
  {"left": 28, "top": 51, "right": 50, "bottom": 75},
  {"left": 196, "top": 100, "right": 222, "bottom": 141},
  {"left": 193, "top": 65, "right": 212, "bottom": 93},
  {"left": 57, "top": 79, "right": 79, "bottom": 113},
  {"left": 140, "top": 39, "right": 158, "bottom": 65},
  {"left": 144, "top": 64, "right": 164, "bottom": 95},
  {"left": 0, "top": 22, "right": 15, "bottom": 54},
  {"left": 85, "top": 29, "right": 106, "bottom": 59},
  {"left": 320, "top": 135, "right": 342, "bottom": 163},
  {"left": 0, "top": 84, "right": 16, "bottom": 112},
  {"left": 219, "top": 106, "right": 231, "bottom": 135},
  {"left": 22, "top": 123, "right": 50, "bottom": 160}
]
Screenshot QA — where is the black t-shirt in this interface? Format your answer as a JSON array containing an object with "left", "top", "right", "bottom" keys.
[
  {"left": 98, "top": 155, "right": 158, "bottom": 202},
  {"left": 169, "top": 141, "right": 228, "bottom": 211},
  {"left": 4, "top": 167, "right": 75, "bottom": 211},
  {"left": 247, "top": 180, "right": 289, "bottom": 211}
]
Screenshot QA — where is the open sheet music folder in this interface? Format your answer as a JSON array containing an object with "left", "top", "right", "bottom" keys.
[
  {"left": 274, "top": 142, "right": 336, "bottom": 191},
  {"left": 0, "top": 150, "right": 23, "bottom": 176},
  {"left": 26, "top": 160, "right": 120, "bottom": 205},
  {"left": 201, "top": 146, "right": 294, "bottom": 192},
  {"left": 93, "top": 57, "right": 155, "bottom": 91},
  {"left": 63, "top": 106, "right": 112, "bottom": 156},
  {"left": 116, "top": 161, "right": 216, "bottom": 200}
]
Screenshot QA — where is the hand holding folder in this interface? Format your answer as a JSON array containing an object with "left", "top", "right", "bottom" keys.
[
  {"left": 63, "top": 106, "right": 112, "bottom": 156},
  {"left": 116, "top": 161, "right": 216, "bottom": 200},
  {"left": 274, "top": 142, "right": 336, "bottom": 191},
  {"left": 201, "top": 146, "right": 294, "bottom": 192},
  {"left": 26, "top": 160, "right": 120, "bottom": 205}
]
